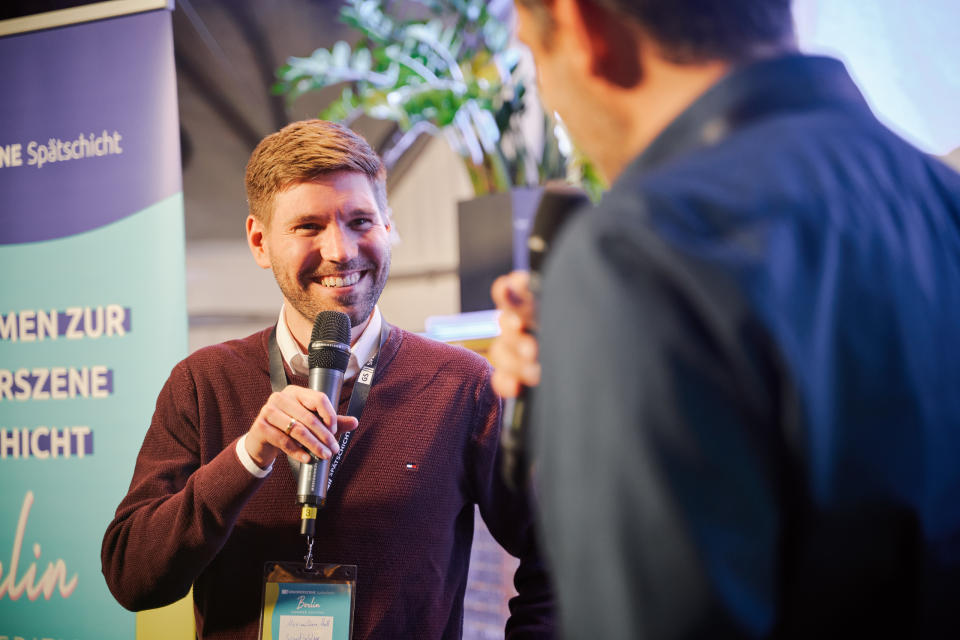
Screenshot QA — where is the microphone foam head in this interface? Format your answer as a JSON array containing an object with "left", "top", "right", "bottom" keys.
[
  {"left": 528, "top": 185, "right": 589, "bottom": 275},
  {"left": 308, "top": 311, "right": 351, "bottom": 371}
]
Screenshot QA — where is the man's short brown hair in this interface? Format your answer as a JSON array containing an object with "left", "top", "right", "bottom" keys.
[{"left": 245, "top": 119, "right": 388, "bottom": 222}]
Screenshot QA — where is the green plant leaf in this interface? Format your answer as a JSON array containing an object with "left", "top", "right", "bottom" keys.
[{"left": 276, "top": 0, "right": 602, "bottom": 194}]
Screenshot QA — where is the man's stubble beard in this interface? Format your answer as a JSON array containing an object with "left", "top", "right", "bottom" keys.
[{"left": 274, "top": 251, "right": 391, "bottom": 329}]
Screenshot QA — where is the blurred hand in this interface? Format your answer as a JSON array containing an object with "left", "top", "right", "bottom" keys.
[
  {"left": 245, "top": 385, "right": 359, "bottom": 469},
  {"left": 490, "top": 270, "right": 541, "bottom": 398}
]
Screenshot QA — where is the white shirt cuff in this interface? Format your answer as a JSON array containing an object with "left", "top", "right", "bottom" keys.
[{"left": 236, "top": 434, "right": 273, "bottom": 478}]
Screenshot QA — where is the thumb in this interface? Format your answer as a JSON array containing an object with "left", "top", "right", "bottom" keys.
[{"left": 337, "top": 415, "right": 360, "bottom": 433}]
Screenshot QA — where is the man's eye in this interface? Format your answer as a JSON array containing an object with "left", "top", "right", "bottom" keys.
[
  {"left": 350, "top": 218, "right": 373, "bottom": 229},
  {"left": 296, "top": 223, "right": 321, "bottom": 232}
]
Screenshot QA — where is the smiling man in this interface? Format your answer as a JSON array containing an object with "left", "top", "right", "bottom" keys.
[{"left": 102, "top": 120, "right": 555, "bottom": 639}]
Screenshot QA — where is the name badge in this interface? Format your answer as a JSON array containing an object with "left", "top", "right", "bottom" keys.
[{"left": 260, "top": 561, "right": 356, "bottom": 640}]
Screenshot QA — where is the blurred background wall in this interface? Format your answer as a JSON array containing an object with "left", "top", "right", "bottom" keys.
[
  {"left": 171, "top": 0, "right": 960, "bottom": 351},
  {"left": 6, "top": 0, "right": 956, "bottom": 347}
]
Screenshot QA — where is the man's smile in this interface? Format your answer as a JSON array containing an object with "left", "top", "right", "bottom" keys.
[{"left": 313, "top": 271, "right": 363, "bottom": 288}]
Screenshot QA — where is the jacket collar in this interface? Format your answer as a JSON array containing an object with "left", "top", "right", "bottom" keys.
[{"left": 625, "top": 54, "right": 870, "bottom": 179}]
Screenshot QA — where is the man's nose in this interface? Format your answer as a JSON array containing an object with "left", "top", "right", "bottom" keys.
[{"left": 319, "top": 223, "right": 356, "bottom": 263}]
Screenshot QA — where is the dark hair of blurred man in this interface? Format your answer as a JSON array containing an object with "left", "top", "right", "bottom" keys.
[{"left": 491, "top": 0, "right": 960, "bottom": 637}]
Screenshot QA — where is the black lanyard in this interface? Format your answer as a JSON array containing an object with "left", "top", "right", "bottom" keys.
[{"left": 268, "top": 322, "right": 387, "bottom": 490}]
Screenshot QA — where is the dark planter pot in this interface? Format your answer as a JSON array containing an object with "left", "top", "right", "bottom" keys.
[{"left": 457, "top": 187, "right": 543, "bottom": 313}]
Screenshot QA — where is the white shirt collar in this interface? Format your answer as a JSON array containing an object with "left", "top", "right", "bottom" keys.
[{"left": 275, "top": 304, "right": 383, "bottom": 380}]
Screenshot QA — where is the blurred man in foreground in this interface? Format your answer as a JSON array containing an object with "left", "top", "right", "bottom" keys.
[{"left": 491, "top": 0, "right": 960, "bottom": 637}]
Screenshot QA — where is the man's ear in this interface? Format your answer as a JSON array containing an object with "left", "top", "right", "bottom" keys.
[
  {"left": 572, "top": 0, "right": 643, "bottom": 88},
  {"left": 379, "top": 205, "right": 400, "bottom": 244},
  {"left": 246, "top": 215, "right": 272, "bottom": 269}
]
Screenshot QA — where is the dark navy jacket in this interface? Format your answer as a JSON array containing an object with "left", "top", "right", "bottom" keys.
[{"left": 533, "top": 54, "right": 960, "bottom": 638}]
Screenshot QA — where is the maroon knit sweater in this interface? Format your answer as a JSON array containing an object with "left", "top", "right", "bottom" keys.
[{"left": 101, "top": 325, "right": 554, "bottom": 639}]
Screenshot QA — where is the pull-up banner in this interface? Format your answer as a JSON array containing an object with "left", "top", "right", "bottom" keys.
[{"left": 0, "top": 4, "right": 186, "bottom": 638}]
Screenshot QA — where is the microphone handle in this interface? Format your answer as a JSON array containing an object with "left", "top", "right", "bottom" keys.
[
  {"left": 500, "top": 185, "right": 590, "bottom": 491},
  {"left": 298, "top": 366, "right": 344, "bottom": 534},
  {"left": 501, "top": 386, "right": 530, "bottom": 490}
]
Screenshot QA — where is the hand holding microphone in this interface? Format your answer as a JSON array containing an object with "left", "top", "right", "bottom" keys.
[
  {"left": 490, "top": 185, "right": 590, "bottom": 490},
  {"left": 243, "top": 311, "right": 359, "bottom": 536},
  {"left": 490, "top": 270, "right": 542, "bottom": 398},
  {"left": 491, "top": 272, "right": 541, "bottom": 492}
]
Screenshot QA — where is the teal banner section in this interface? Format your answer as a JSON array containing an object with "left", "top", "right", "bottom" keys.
[{"left": 0, "top": 196, "right": 187, "bottom": 638}]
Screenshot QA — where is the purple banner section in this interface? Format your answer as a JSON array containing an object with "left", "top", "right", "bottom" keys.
[{"left": 0, "top": 11, "right": 181, "bottom": 244}]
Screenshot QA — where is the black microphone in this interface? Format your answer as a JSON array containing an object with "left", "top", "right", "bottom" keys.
[
  {"left": 501, "top": 184, "right": 590, "bottom": 490},
  {"left": 298, "top": 310, "right": 351, "bottom": 536}
]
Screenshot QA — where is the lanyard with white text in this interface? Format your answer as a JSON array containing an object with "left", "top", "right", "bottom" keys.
[{"left": 267, "top": 322, "right": 387, "bottom": 490}]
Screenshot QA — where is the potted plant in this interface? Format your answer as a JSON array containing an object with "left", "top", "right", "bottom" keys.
[{"left": 274, "top": 0, "right": 602, "bottom": 199}]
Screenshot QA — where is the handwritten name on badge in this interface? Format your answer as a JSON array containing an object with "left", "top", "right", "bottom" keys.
[{"left": 279, "top": 614, "right": 334, "bottom": 640}]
